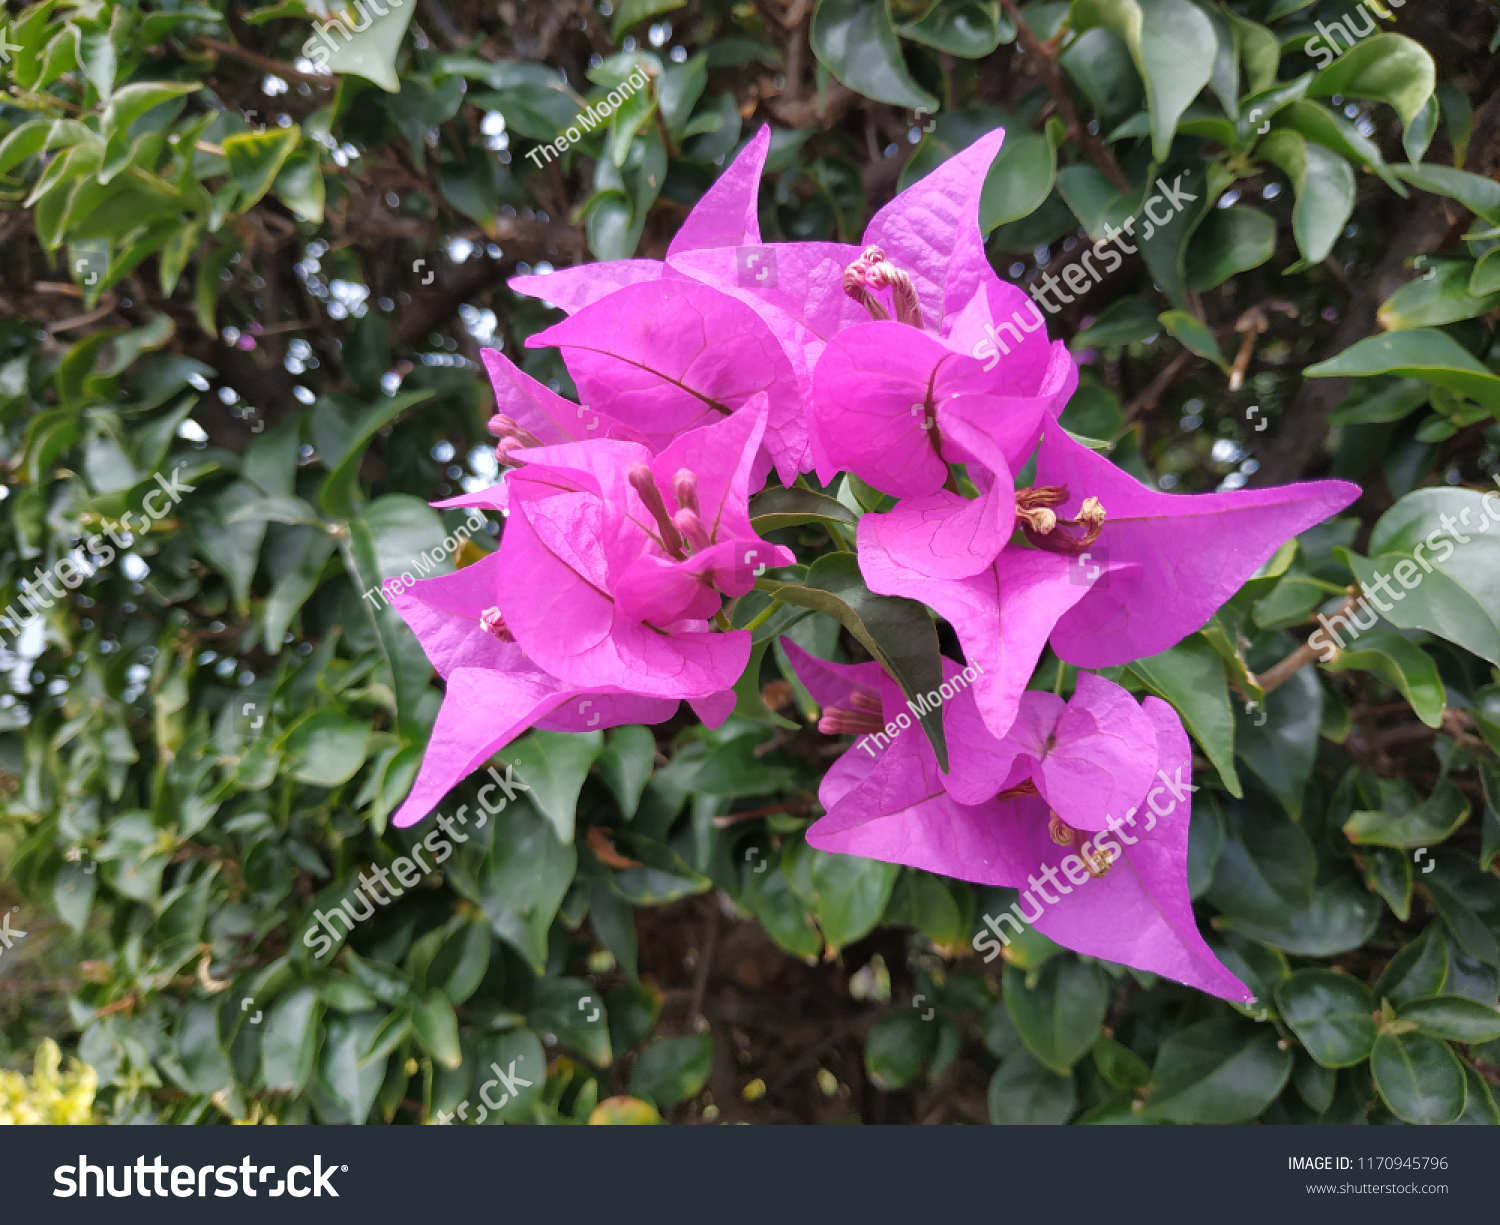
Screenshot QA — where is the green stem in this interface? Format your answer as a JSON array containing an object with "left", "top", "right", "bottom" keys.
[{"left": 740, "top": 599, "right": 784, "bottom": 635}]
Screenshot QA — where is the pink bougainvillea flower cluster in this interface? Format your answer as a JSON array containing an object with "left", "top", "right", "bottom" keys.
[{"left": 386, "top": 121, "right": 1360, "bottom": 997}]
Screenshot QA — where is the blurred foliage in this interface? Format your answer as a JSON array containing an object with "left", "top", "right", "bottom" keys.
[
  {"left": 0, "top": 1038, "right": 98, "bottom": 1122},
  {"left": 0, "top": 0, "right": 1499, "bottom": 1125}
]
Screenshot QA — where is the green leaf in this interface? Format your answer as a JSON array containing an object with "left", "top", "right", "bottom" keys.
[
  {"left": 1069, "top": 0, "right": 1216, "bottom": 161},
  {"left": 1379, "top": 261, "right": 1500, "bottom": 331},
  {"left": 1224, "top": 870, "right": 1383, "bottom": 957},
  {"left": 1206, "top": 795, "right": 1316, "bottom": 927},
  {"left": 424, "top": 916, "right": 490, "bottom": 1005},
  {"left": 53, "top": 861, "right": 95, "bottom": 934},
  {"left": 1274, "top": 970, "right": 1377, "bottom": 1068},
  {"left": 1344, "top": 779, "right": 1470, "bottom": 850},
  {"left": 1309, "top": 33, "right": 1435, "bottom": 131},
  {"left": 1377, "top": 924, "right": 1450, "bottom": 1007},
  {"left": 630, "top": 1033, "right": 713, "bottom": 1106},
  {"left": 1183, "top": 207, "right": 1277, "bottom": 292},
  {"left": 810, "top": 850, "right": 901, "bottom": 950},
  {"left": 477, "top": 800, "right": 578, "bottom": 973},
  {"left": 317, "top": 1011, "right": 388, "bottom": 1122},
  {"left": 1004, "top": 958, "right": 1110, "bottom": 1074},
  {"left": 596, "top": 726, "right": 657, "bottom": 819},
  {"left": 412, "top": 992, "right": 462, "bottom": 1069},
  {"left": 222, "top": 127, "right": 301, "bottom": 211},
  {"left": 1256, "top": 130, "right": 1355, "bottom": 265},
  {"left": 978, "top": 132, "right": 1056, "bottom": 231},
  {"left": 764, "top": 552, "right": 948, "bottom": 769},
  {"left": 810, "top": 0, "right": 938, "bottom": 110},
  {"left": 318, "top": 389, "right": 432, "bottom": 520},
  {"left": 506, "top": 729, "right": 604, "bottom": 845},
  {"left": 1093, "top": 1033, "right": 1151, "bottom": 1091},
  {"left": 1235, "top": 663, "right": 1321, "bottom": 819},
  {"left": 1370, "top": 1029, "right": 1466, "bottom": 1124},
  {"left": 273, "top": 148, "right": 325, "bottom": 224},
  {"left": 1147, "top": 1019, "right": 1292, "bottom": 1123},
  {"left": 529, "top": 977, "right": 612, "bottom": 1066},
  {"left": 1310, "top": 328, "right": 1500, "bottom": 414},
  {"left": 101, "top": 82, "right": 201, "bottom": 141},
  {"left": 1394, "top": 163, "right": 1500, "bottom": 228},
  {"left": 323, "top": 0, "right": 417, "bottom": 92},
  {"left": 865, "top": 1010, "right": 937, "bottom": 1091},
  {"left": 1322, "top": 631, "right": 1446, "bottom": 729},
  {"left": 1343, "top": 488, "right": 1500, "bottom": 667},
  {"left": 173, "top": 1000, "right": 235, "bottom": 1096},
  {"left": 260, "top": 987, "right": 321, "bottom": 1093},
  {"left": 611, "top": 0, "right": 687, "bottom": 38},
  {"left": 1399, "top": 996, "right": 1500, "bottom": 1044},
  {"left": 281, "top": 710, "right": 370, "bottom": 788},
  {"left": 1071, "top": 298, "right": 1161, "bottom": 351},
  {"left": 898, "top": 0, "right": 1008, "bottom": 57},
  {"left": 1159, "top": 309, "right": 1226, "bottom": 369},
  {"left": 346, "top": 495, "right": 453, "bottom": 734},
  {"left": 748, "top": 486, "right": 860, "bottom": 536},
  {"left": 473, "top": 1028, "right": 546, "bottom": 1121},
  {"left": 988, "top": 1049, "right": 1077, "bottom": 1123}
]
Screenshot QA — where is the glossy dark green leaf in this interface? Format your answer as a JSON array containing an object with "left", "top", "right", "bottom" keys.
[
  {"left": 810, "top": 0, "right": 937, "bottom": 109},
  {"left": 1309, "top": 34, "right": 1435, "bottom": 131},
  {"left": 864, "top": 1009, "right": 936, "bottom": 1091},
  {"left": 1399, "top": 996, "right": 1500, "bottom": 1043},
  {"left": 1183, "top": 206, "right": 1277, "bottom": 292},
  {"left": 764, "top": 552, "right": 948, "bottom": 768},
  {"left": 1274, "top": 970, "right": 1377, "bottom": 1068},
  {"left": 1205, "top": 795, "right": 1316, "bottom": 927},
  {"left": 1370, "top": 1029, "right": 1466, "bottom": 1124},
  {"left": 1344, "top": 779, "right": 1470, "bottom": 849},
  {"left": 1146, "top": 1019, "right": 1292, "bottom": 1123},
  {"left": 1070, "top": 0, "right": 1216, "bottom": 161},
  {"left": 988, "top": 1048, "right": 1076, "bottom": 1123},
  {"left": 1128, "top": 635, "right": 1240, "bottom": 797},
  {"left": 260, "top": 986, "right": 321, "bottom": 1094},
  {"left": 1004, "top": 958, "right": 1110, "bottom": 1074},
  {"left": 1343, "top": 489, "right": 1500, "bottom": 668},
  {"left": 631, "top": 1033, "right": 714, "bottom": 1106}
]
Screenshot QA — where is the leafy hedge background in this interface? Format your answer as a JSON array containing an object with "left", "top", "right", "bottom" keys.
[{"left": 3, "top": 0, "right": 1500, "bottom": 1125}]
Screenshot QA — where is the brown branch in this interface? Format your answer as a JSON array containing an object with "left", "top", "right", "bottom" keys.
[
  {"left": 1256, "top": 590, "right": 1362, "bottom": 695},
  {"left": 192, "top": 36, "right": 336, "bottom": 87},
  {"left": 1122, "top": 350, "right": 1192, "bottom": 423},
  {"left": 999, "top": 0, "right": 1128, "bottom": 191},
  {"left": 711, "top": 799, "right": 813, "bottom": 827}
]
